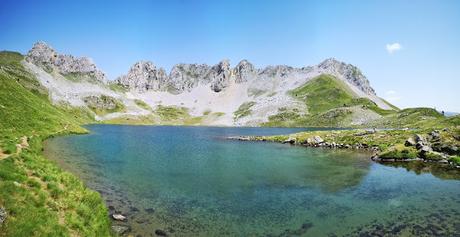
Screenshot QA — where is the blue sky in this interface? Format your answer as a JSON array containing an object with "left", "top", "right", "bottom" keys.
[{"left": 1, "top": 0, "right": 459, "bottom": 111}]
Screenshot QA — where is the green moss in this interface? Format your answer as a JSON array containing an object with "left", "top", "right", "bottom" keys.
[
  {"left": 379, "top": 145, "right": 418, "bottom": 160},
  {"left": 369, "top": 107, "right": 446, "bottom": 129},
  {"left": 156, "top": 105, "right": 189, "bottom": 121},
  {"left": 247, "top": 88, "right": 266, "bottom": 97},
  {"left": 262, "top": 74, "right": 396, "bottom": 127},
  {"left": 423, "top": 152, "right": 444, "bottom": 161},
  {"left": 63, "top": 72, "right": 102, "bottom": 84},
  {"left": 234, "top": 101, "right": 256, "bottom": 119},
  {"left": 108, "top": 83, "right": 128, "bottom": 93},
  {"left": 84, "top": 95, "right": 126, "bottom": 116},
  {"left": 450, "top": 156, "right": 460, "bottom": 165},
  {"left": 102, "top": 115, "right": 155, "bottom": 125},
  {"left": 290, "top": 74, "right": 357, "bottom": 114},
  {"left": 134, "top": 99, "right": 151, "bottom": 111}
]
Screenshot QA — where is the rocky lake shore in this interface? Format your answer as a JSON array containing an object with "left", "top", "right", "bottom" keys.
[{"left": 229, "top": 127, "right": 460, "bottom": 169}]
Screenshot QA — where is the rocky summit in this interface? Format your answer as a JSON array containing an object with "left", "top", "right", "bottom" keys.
[
  {"left": 19, "top": 41, "right": 395, "bottom": 126},
  {"left": 25, "top": 41, "right": 107, "bottom": 83},
  {"left": 116, "top": 61, "right": 168, "bottom": 92}
]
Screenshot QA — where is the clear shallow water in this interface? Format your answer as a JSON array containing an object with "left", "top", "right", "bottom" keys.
[{"left": 45, "top": 125, "right": 460, "bottom": 236}]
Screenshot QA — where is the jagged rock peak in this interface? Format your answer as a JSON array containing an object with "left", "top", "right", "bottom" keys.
[
  {"left": 25, "top": 41, "right": 57, "bottom": 67},
  {"left": 25, "top": 41, "right": 107, "bottom": 83},
  {"left": 116, "top": 61, "right": 168, "bottom": 92},
  {"left": 209, "top": 59, "right": 231, "bottom": 92},
  {"left": 259, "top": 65, "right": 296, "bottom": 78},
  {"left": 317, "top": 58, "right": 376, "bottom": 95},
  {"left": 233, "top": 60, "right": 256, "bottom": 83},
  {"left": 168, "top": 63, "right": 212, "bottom": 93}
]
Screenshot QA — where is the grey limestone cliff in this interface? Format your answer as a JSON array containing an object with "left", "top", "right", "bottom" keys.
[
  {"left": 25, "top": 41, "right": 107, "bottom": 83},
  {"left": 316, "top": 58, "right": 376, "bottom": 95}
]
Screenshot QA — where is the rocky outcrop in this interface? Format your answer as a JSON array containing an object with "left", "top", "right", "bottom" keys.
[
  {"left": 233, "top": 60, "right": 256, "bottom": 83},
  {"left": 110, "top": 56, "right": 377, "bottom": 98},
  {"left": 25, "top": 42, "right": 378, "bottom": 99},
  {"left": 83, "top": 95, "right": 120, "bottom": 111},
  {"left": 209, "top": 60, "right": 231, "bottom": 92},
  {"left": 116, "top": 61, "right": 168, "bottom": 92},
  {"left": 316, "top": 58, "right": 376, "bottom": 95},
  {"left": 25, "top": 42, "right": 107, "bottom": 83},
  {"left": 259, "top": 65, "right": 297, "bottom": 78},
  {"left": 168, "top": 63, "right": 211, "bottom": 92},
  {"left": 117, "top": 59, "right": 233, "bottom": 93}
]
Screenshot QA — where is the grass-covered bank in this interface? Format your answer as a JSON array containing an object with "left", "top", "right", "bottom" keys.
[
  {"left": 0, "top": 135, "right": 111, "bottom": 236},
  {"left": 0, "top": 51, "right": 112, "bottom": 236}
]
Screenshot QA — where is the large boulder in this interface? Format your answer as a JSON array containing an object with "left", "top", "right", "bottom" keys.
[
  {"left": 405, "top": 137, "right": 416, "bottom": 147},
  {"left": 313, "top": 136, "right": 324, "bottom": 144},
  {"left": 414, "top": 134, "right": 426, "bottom": 144},
  {"left": 429, "top": 130, "right": 441, "bottom": 141}
]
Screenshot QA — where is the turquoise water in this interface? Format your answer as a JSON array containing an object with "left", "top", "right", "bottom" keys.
[{"left": 44, "top": 125, "right": 460, "bottom": 236}]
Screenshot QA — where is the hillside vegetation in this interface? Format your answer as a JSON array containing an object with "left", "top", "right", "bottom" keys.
[
  {"left": 0, "top": 51, "right": 112, "bottom": 236},
  {"left": 264, "top": 75, "right": 397, "bottom": 127}
]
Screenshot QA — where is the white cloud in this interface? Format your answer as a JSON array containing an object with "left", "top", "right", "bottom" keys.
[
  {"left": 384, "top": 90, "right": 401, "bottom": 103},
  {"left": 386, "top": 43, "right": 402, "bottom": 54}
]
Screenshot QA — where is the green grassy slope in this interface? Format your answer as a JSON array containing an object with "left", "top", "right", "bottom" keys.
[
  {"left": 264, "top": 74, "right": 397, "bottom": 127},
  {"left": 368, "top": 107, "right": 446, "bottom": 128},
  {"left": 290, "top": 74, "right": 358, "bottom": 114},
  {"left": 0, "top": 51, "right": 112, "bottom": 236}
]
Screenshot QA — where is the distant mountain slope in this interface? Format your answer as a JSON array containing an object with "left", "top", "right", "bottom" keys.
[
  {"left": 262, "top": 75, "right": 396, "bottom": 127},
  {"left": 11, "top": 42, "right": 399, "bottom": 127},
  {"left": 0, "top": 51, "right": 92, "bottom": 138}
]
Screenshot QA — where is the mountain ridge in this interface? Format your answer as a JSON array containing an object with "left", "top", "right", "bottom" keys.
[{"left": 20, "top": 41, "right": 394, "bottom": 126}]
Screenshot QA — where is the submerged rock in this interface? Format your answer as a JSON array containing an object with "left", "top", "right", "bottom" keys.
[
  {"left": 145, "top": 208, "right": 155, "bottom": 214},
  {"left": 111, "top": 225, "right": 130, "bottom": 235},
  {"left": 155, "top": 229, "right": 168, "bottom": 236},
  {"left": 112, "top": 214, "right": 127, "bottom": 221}
]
